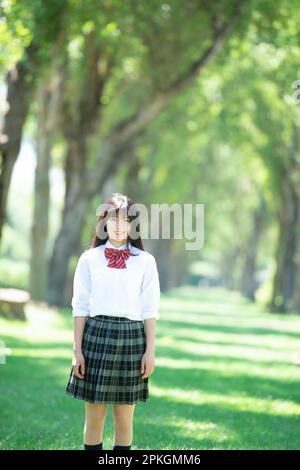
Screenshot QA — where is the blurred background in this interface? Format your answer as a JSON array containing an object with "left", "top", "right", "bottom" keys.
[{"left": 0, "top": 0, "right": 300, "bottom": 451}]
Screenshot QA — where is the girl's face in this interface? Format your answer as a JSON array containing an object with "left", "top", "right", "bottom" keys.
[{"left": 106, "top": 214, "right": 131, "bottom": 243}]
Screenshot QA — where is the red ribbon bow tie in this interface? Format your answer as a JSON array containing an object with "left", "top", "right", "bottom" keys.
[{"left": 104, "top": 247, "right": 131, "bottom": 269}]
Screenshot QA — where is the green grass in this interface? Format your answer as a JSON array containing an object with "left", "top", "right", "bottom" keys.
[{"left": 0, "top": 285, "right": 300, "bottom": 450}]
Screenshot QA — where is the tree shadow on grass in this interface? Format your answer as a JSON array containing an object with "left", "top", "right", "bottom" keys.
[
  {"left": 154, "top": 359, "right": 300, "bottom": 403},
  {"left": 136, "top": 398, "right": 300, "bottom": 450},
  {"left": 1, "top": 338, "right": 300, "bottom": 450},
  {"left": 1, "top": 334, "right": 71, "bottom": 350},
  {"left": 159, "top": 316, "right": 300, "bottom": 340},
  {"left": 157, "top": 343, "right": 299, "bottom": 371},
  {"left": 164, "top": 332, "right": 298, "bottom": 354}
]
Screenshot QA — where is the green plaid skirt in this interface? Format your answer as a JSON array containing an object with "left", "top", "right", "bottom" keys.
[{"left": 65, "top": 314, "right": 149, "bottom": 404}]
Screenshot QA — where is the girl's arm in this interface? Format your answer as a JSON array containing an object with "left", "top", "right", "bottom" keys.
[
  {"left": 72, "top": 316, "right": 87, "bottom": 379},
  {"left": 141, "top": 318, "right": 156, "bottom": 379},
  {"left": 73, "top": 316, "right": 87, "bottom": 353},
  {"left": 140, "top": 255, "right": 160, "bottom": 379},
  {"left": 144, "top": 318, "right": 156, "bottom": 354},
  {"left": 71, "top": 252, "right": 91, "bottom": 379}
]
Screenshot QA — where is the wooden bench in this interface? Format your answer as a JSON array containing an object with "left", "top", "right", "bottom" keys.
[{"left": 0, "top": 288, "right": 30, "bottom": 320}]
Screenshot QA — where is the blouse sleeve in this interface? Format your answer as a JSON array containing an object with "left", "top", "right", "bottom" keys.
[
  {"left": 140, "top": 255, "right": 160, "bottom": 320},
  {"left": 71, "top": 252, "right": 91, "bottom": 317}
]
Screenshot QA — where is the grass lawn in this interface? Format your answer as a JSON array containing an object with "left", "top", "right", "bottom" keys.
[{"left": 0, "top": 285, "right": 300, "bottom": 450}]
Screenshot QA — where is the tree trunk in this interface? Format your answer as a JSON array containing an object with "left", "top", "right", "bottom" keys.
[
  {"left": 48, "top": 189, "right": 91, "bottom": 306},
  {"left": 30, "top": 64, "right": 63, "bottom": 301},
  {"left": 270, "top": 180, "right": 299, "bottom": 312},
  {"left": 220, "top": 249, "right": 240, "bottom": 290},
  {"left": 289, "top": 193, "right": 300, "bottom": 312},
  {"left": 269, "top": 125, "right": 300, "bottom": 314},
  {"left": 240, "top": 195, "right": 266, "bottom": 300},
  {"left": 0, "top": 44, "right": 40, "bottom": 245}
]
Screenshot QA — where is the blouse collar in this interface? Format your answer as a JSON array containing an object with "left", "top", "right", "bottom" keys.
[{"left": 104, "top": 238, "right": 140, "bottom": 255}]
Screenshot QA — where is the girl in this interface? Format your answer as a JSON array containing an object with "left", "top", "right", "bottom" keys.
[{"left": 65, "top": 193, "right": 160, "bottom": 451}]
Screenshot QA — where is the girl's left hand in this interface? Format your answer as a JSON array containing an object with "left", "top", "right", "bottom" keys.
[{"left": 141, "top": 350, "right": 155, "bottom": 379}]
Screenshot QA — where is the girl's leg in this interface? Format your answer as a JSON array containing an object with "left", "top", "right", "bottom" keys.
[
  {"left": 112, "top": 403, "right": 136, "bottom": 446},
  {"left": 84, "top": 402, "right": 108, "bottom": 445}
]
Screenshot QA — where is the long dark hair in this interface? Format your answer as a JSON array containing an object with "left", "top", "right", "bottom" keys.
[{"left": 91, "top": 192, "right": 145, "bottom": 251}]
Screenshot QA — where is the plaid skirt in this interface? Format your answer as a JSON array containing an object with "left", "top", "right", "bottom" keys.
[{"left": 65, "top": 314, "right": 149, "bottom": 404}]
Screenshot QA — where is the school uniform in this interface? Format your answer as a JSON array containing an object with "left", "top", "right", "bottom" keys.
[{"left": 65, "top": 238, "right": 160, "bottom": 404}]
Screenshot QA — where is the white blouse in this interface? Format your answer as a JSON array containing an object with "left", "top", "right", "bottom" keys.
[{"left": 71, "top": 238, "right": 161, "bottom": 321}]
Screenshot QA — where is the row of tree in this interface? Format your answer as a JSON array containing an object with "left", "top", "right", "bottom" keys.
[{"left": 1, "top": 0, "right": 299, "bottom": 313}]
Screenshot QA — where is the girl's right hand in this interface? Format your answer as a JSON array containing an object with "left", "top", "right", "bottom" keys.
[{"left": 72, "top": 350, "right": 85, "bottom": 379}]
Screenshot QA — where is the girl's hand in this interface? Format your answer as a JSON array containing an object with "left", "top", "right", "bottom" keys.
[
  {"left": 141, "top": 350, "right": 155, "bottom": 379},
  {"left": 72, "top": 350, "right": 85, "bottom": 379}
]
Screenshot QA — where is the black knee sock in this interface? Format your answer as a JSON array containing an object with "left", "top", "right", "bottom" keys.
[
  {"left": 113, "top": 444, "right": 131, "bottom": 450},
  {"left": 84, "top": 441, "right": 103, "bottom": 450}
]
